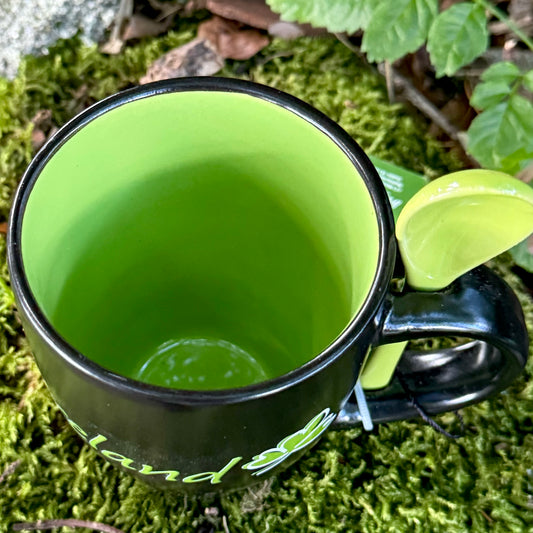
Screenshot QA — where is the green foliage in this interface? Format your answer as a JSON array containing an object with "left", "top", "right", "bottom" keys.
[
  {"left": 524, "top": 69, "right": 533, "bottom": 91},
  {"left": 362, "top": 0, "right": 438, "bottom": 63},
  {"left": 480, "top": 61, "right": 522, "bottom": 84},
  {"left": 511, "top": 237, "right": 533, "bottom": 272},
  {"left": 427, "top": 3, "right": 488, "bottom": 77},
  {"left": 0, "top": 75, "right": 34, "bottom": 219},
  {"left": 470, "top": 81, "right": 512, "bottom": 109},
  {"left": 266, "top": 0, "right": 376, "bottom": 33},
  {"left": 265, "top": 0, "right": 532, "bottom": 171},
  {"left": 467, "top": 63, "right": 533, "bottom": 173},
  {"left": 267, "top": 0, "right": 533, "bottom": 270},
  {"left": 268, "top": 0, "right": 487, "bottom": 75}
]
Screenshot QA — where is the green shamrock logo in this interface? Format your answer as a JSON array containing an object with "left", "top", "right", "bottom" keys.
[{"left": 242, "top": 408, "right": 336, "bottom": 476}]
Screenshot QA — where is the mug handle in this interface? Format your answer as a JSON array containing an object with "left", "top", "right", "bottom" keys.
[{"left": 336, "top": 265, "right": 529, "bottom": 427}]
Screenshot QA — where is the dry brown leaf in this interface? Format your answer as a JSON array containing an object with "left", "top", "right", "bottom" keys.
[
  {"left": 30, "top": 109, "right": 55, "bottom": 152},
  {"left": 527, "top": 234, "right": 533, "bottom": 255},
  {"left": 0, "top": 222, "right": 7, "bottom": 235},
  {"left": 440, "top": 0, "right": 466, "bottom": 9},
  {"left": 100, "top": 0, "right": 133, "bottom": 55},
  {"left": 100, "top": 36, "right": 124, "bottom": 55},
  {"left": 202, "top": 0, "right": 324, "bottom": 37},
  {"left": 510, "top": 0, "right": 533, "bottom": 21},
  {"left": 147, "top": 0, "right": 185, "bottom": 20},
  {"left": 198, "top": 16, "right": 269, "bottom": 60},
  {"left": 184, "top": 0, "right": 207, "bottom": 15},
  {"left": 510, "top": 0, "right": 533, "bottom": 35},
  {"left": 517, "top": 163, "right": 533, "bottom": 184},
  {"left": 268, "top": 21, "right": 304, "bottom": 39},
  {"left": 31, "top": 109, "right": 52, "bottom": 127},
  {"left": 31, "top": 129, "right": 47, "bottom": 151},
  {"left": 140, "top": 38, "right": 224, "bottom": 84},
  {"left": 205, "top": 0, "right": 278, "bottom": 30},
  {"left": 122, "top": 14, "right": 172, "bottom": 41}
]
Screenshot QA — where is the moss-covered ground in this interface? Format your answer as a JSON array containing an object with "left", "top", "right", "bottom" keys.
[{"left": 1, "top": 17, "right": 532, "bottom": 533}]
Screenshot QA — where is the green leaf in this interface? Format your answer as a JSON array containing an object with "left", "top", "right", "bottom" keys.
[
  {"left": 470, "top": 80, "right": 512, "bottom": 110},
  {"left": 508, "top": 93, "right": 533, "bottom": 142},
  {"left": 467, "top": 94, "right": 533, "bottom": 173},
  {"left": 481, "top": 61, "right": 521, "bottom": 85},
  {"left": 361, "top": 0, "right": 438, "bottom": 63},
  {"left": 499, "top": 151, "right": 533, "bottom": 176},
  {"left": 427, "top": 3, "right": 488, "bottom": 77},
  {"left": 510, "top": 236, "right": 533, "bottom": 273},
  {"left": 266, "top": 0, "right": 377, "bottom": 33},
  {"left": 523, "top": 69, "right": 533, "bottom": 92}
]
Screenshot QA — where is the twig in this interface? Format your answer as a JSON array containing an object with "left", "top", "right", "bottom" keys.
[
  {"left": 0, "top": 460, "right": 21, "bottom": 484},
  {"left": 334, "top": 33, "right": 361, "bottom": 56},
  {"left": 12, "top": 519, "right": 125, "bottom": 533},
  {"left": 222, "top": 515, "right": 231, "bottom": 533},
  {"left": 335, "top": 34, "right": 462, "bottom": 144},
  {"left": 114, "top": 0, "right": 134, "bottom": 36},
  {"left": 146, "top": 0, "right": 184, "bottom": 22},
  {"left": 489, "top": 20, "right": 533, "bottom": 36},
  {"left": 474, "top": 0, "right": 533, "bottom": 52},
  {"left": 384, "top": 60, "right": 395, "bottom": 103},
  {"left": 457, "top": 47, "right": 533, "bottom": 77},
  {"left": 334, "top": 33, "right": 476, "bottom": 162},
  {"left": 480, "top": 509, "right": 495, "bottom": 523},
  {"left": 377, "top": 64, "right": 467, "bottom": 150},
  {"left": 100, "top": 0, "right": 133, "bottom": 54}
]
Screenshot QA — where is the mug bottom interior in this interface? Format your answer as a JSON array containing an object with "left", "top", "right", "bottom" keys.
[{"left": 135, "top": 337, "right": 269, "bottom": 390}]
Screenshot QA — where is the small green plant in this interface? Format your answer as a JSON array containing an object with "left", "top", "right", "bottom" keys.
[
  {"left": 266, "top": 0, "right": 533, "bottom": 270},
  {"left": 469, "top": 62, "right": 533, "bottom": 174}
]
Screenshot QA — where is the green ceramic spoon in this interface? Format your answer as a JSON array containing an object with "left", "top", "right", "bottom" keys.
[
  {"left": 361, "top": 169, "right": 533, "bottom": 390},
  {"left": 396, "top": 169, "right": 533, "bottom": 290}
]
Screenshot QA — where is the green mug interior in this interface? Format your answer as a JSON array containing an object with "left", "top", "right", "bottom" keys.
[{"left": 21, "top": 90, "right": 379, "bottom": 390}]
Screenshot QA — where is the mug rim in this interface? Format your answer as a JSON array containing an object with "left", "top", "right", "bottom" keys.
[{"left": 7, "top": 76, "right": 396, "bottom": 405}]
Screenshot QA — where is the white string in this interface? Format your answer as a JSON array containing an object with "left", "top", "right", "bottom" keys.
[{"left": 354, "top": 379, "right": 374, "bottom": 431}]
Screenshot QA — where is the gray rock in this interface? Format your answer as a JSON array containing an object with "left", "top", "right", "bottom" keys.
[{"left": 0, "top": 0, "right": 120, "bottom": 79}]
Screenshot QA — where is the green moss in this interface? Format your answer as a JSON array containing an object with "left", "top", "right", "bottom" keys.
[{"left": 0, "top": 20, "right": 531, "bottom": 533}]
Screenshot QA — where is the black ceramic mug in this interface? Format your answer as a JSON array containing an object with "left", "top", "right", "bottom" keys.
[{"left": 7, "top": 78, "right": 528, "bottom": 492}]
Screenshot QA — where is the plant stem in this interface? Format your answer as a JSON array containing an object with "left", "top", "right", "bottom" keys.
[
  {"left": 376, "top": 64, "right": 467, "bottom": 150},
  {"left": 12, "top": 519, "right": 125, "bottom": 533},
  {"left": 0, "top": 460, "right": 21, "bottom": 484},
  {"left": 474, "top": 0, "right": 533, "bottom": 52}
]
